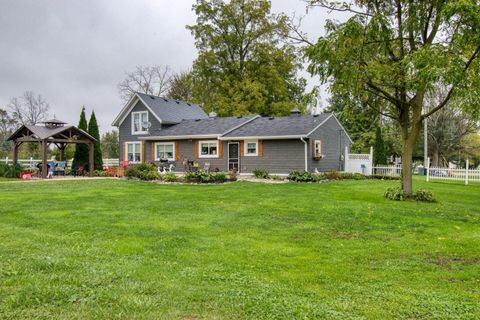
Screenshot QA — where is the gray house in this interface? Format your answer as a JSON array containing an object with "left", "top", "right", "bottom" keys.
[{"left": 112, "top": 92, "right": 352, "bottom": 174}]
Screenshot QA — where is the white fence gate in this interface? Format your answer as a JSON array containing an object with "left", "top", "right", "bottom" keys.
[
  {"left": 1, "top": 157, "right": 119, "bottom": 168},
  {"left": 427, "top": 158, "right": 480, "bottom": 185},
  {"left": 372, "top": 165, "right": 402, "bottom": 176},
  {"left": 344, "top": 147, "right": 373, "bottom": 175}
]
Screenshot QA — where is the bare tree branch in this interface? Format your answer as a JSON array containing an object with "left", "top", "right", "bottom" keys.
[
  {"left": 118, "top": 65, "right": 172, "bottom": 102},
  {"left": 8, "top": 91, "right": 50, "bottom": 125}
]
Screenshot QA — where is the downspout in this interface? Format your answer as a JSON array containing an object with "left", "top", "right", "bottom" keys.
[{"left": 300, "top": 137, "right": 308, "bottom": 172}]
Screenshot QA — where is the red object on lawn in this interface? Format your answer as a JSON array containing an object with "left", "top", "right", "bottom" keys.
[
  {"left": 121, "top": 160, "right": 129, "bottom": 168},
  {"left": 20, "top": 170, "right": 32, "bottom": 180}
]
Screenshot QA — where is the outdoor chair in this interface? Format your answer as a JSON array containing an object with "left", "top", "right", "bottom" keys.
[{"left": 55, "top": 161, "right": 67, "bottom": 176}]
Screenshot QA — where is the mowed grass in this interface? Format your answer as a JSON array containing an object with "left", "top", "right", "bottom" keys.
[{"left": 0, "top": 178, "right": 479, "bottom": 319}]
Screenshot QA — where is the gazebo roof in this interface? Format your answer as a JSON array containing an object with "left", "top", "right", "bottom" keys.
[{"left": 8, "top": 123, "right": 96, "bottom": 142}]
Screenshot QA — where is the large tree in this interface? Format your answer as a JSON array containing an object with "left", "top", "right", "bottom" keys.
[
  {"left": 101, "top": 130, "right": 119, "bottom": 159},
  {"left": 166, "top": 70, "right": 195, "bottom": 102},
  {"left": 72, "top": 107, "right": 89, "bottom": 170},
  {"left": 304, "top": 0, "right": 480, "bottom": 194},
  {"left": 118, "top": 65, "right": 172, "bottom": 102},
  {"left": 187, "top": 0, "right": 306, "bottom": 116},
  {"left": 8, "top": 91, "right": 49, "bottom": 125},
  {"left": 87, "top": 111, "right": 103, "bottom": 171},
  {"left": 0, "top": 108, "right": 17, "bottom": 158}
]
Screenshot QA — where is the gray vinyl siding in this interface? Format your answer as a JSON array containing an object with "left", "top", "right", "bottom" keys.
[
  {"left": 118, "top": 100, "right": 162, "bottom": 161},
  {"left": 240, "top": 139, "right": 305, "bottom": 174},
  {"left": 307, "top": 116, "right": 351, "bottom": 172}
]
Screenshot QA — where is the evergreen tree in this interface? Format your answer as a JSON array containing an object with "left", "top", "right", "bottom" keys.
[
  {"left": 373, "top": 126, "right": 388, "bottom": 166},
  {"left": 72, "top": 107, "right": 89, "bottom": 169},
  {"left": 87, "top": 111, "right": 103, "bottom": 170}
]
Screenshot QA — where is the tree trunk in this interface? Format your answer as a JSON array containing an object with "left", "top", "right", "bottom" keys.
[
  {"left": 401, "top": 138, "right": 414, "bottom": 195},
  {"left": 432, "top": 144, "right": 440, "bottom": 167}
]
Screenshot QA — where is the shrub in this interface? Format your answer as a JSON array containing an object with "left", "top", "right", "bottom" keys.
[
  {"left": 370, "top": 174, "right": 400, "bottom": 180},
  {"left": 271, "top": 175, "right": 284, "bottom": 181},
  {"left": 0, "top": 163, "right": 22, "bottom": 178},
  {"left": 124, "top": 163, "right": 160, "bottom": 181},
  {"left": 253, "top": 168, "right": 269, "bottom": 179},
  {"left": 287, "top": 171, "right": 318, "bottom": 182},
  {"left": 163, "top": 172, "right": 177, "bottom": 182},
  {"left": 384, "top": 187, "right": 407, "bottom": 201},
  {"left": 184, "top": 170, "right": 227, "bottom": 183},
  {"left": 93, "top": 170, "right": 110, "bottom": 177},
  {"left": 413, "top": 189, "right": 436, "bottom": 202},
  {"left": 323, "top": 170, "right": 342, "bottom": 180}
]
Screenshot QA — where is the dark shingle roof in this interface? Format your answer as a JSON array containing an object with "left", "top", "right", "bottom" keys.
[
  {"left": 222, "top": 113, "right": 332, "bottom": 137},
  {"left": 136, "top": 92, "right": 207, "bottom": 123},
  {"left": 148, "top": 115, "right": 258, "bottom": 137},
  {"left": 8, "top": 125, "right": 95, "bottom": 141}
]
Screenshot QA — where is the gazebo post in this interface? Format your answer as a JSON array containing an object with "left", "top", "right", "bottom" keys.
[
  {"left": 13, "top": 142, "right": 19, "bottom": 165},
  {"left": 88, "top": 142, "right": 94, "bottom": 177},
  {"left": 60, "top": 143, "right": 65, "bottom": 161},
  {"left": 42, "top": 140, "right": 48, "bottom": 179}
]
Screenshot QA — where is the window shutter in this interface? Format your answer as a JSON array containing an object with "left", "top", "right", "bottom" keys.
[
  {"left": 312, "top": 140, "right": 316, "bottom": 159},
  {"left": 151, "top": 143, "right": 155, "bottom": 161},
  {"left": 123, "top": 142, "right": 127, "bottom": 162},
  {"left": 194, "top": 141, "right": 199, "bottom": 159},
  {"left": 240, "top": 141, "right": 244, "bottom": 156},
  {"left": 258, "top": 140, "right": 263, "bottom": 157},
  {"left": 141, "top": 141, "right": 145, "bottom": 162},
  {"left": 175, "top": 142, "right": 179, "bottom": 161},
  {"left": 218, "top": 141, "right": 223, "bottom": 159}
]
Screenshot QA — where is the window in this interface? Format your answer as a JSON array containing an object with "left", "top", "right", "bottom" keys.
[
  {"left": 126, "top": 142, "right": 142, "bottom": 163},
  {"left": 155, "top": 142, "right": 175, "bottom": 161},
  {"left": 199, "top": 140, "right": 218, "bottom": 158},
  {"left": 132, "top": 111, "right": 149, "bottom": 134},
  {"left": 313, "top": 140, "right": 322, "bottom": 159},
  {"left": 244, "top": 140, "right": 258, "bottom": 156}
]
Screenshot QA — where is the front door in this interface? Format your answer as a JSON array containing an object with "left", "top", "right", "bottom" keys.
[{"left": 228, "top": 142, "right": 240, "bottom": 172}]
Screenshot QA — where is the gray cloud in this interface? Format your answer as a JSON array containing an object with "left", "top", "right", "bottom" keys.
[{"left": 0, "top": 0, "right": 340, "bottom": 133}]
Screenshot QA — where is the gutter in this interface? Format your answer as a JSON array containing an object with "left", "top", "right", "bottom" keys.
[{"left": 300, "top": 137, "right": 308, "bottom": 172}]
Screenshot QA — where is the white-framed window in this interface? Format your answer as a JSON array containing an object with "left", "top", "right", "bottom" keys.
[
  {"left": 244, "top": 140, "right": 258, "bottom": 156},
  {"left": 199, "top": 140, "right": 219, "bottom": 158},
  {"left": 155, "top": 142, "right": 175, "bottom": 161},
  {"left": 313, "top": 140, "right": 322, "bottom": 158},
  {"left": 131, "top": 111, "right": 149, "bottom": 134},
  {"left": 126, "top": 142, "right": 142, "bottom": 163}
]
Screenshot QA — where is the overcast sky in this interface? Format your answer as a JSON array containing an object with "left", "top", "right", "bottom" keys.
[{"left": 0, "top": 0, "right": 340, "bottom": 134}]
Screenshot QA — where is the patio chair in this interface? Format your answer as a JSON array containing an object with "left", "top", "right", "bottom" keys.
[{"left": 55, "top": 161, "right": 67, "bottom": 176}]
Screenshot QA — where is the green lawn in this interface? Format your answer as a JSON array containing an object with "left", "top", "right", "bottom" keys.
[{"left": 0, "top": 178, "right": 479, "bottom": 319}]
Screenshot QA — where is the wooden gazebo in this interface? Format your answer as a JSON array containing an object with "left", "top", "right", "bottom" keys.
[{"left": 7, "top": 119, "right": 96, "bottom": 178}]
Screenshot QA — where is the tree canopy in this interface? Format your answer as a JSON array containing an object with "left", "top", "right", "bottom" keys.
[
  {"left": 87, "top": 111, "right": 103, "bottom": 171},
  {"left": 305, "top": 0, "right": 480, "bottom": 194},
  {"left": 187, "top": 0, "right": 306, "bottom": 116},
  {"left": 72, "top": 107, "right": 89, "bottom": 170}
]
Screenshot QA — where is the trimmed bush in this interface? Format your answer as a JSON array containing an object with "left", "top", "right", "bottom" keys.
[
  {"left": 163, "top": 172, "right": 177, "bottom": 182},
  {"left": 252, "top": 168, "right": 269, "bottom": 179},
  {"left": 228, "top": 170, "right": 238, "bottom": 182},
  {"left": 125, "top": 163, "right": 160, "bottom": 181},
  {"left": 413, "top": 189, "right": 436, "bottom": 202},
  {"left": 94, "top": 170, "right": 110, "bottom": 177},
  {"left": 322, "top": 170, "right": 343, "bottom": 180},
  {"left": 384, "top": 187, "right": 407, "bottom": 201},
  {"left": 184, "top": 170, "right": 227, "bottom": 183},
  {"left": 370, "top": 174, "right": 400, "bottom": 180},
  {"left": 287, "top": 171, "right": 318, "bottom": 182}
]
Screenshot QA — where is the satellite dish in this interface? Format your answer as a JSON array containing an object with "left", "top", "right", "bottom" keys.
[{"left": 142, "top": 121, "right": 152, "bottom": 130}]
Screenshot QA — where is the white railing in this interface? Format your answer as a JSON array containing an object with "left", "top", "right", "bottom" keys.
[
  {"left": 344, "top": 146, "right": 373, "bottom": 175},
  {"left": 372, "top": 165, "right": 402, "bottom": 176},
  {"left": 427, "top": 159, "right": 479, "bottom": 185},
  {"left": 1, "top": 157, "right": 119, "bottom": 168}
]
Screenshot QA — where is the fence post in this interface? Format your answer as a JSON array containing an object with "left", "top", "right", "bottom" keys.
[
  {"left": 426, "top": 157, "right": 430, "bottom": 182},
  {"left": 5, "top": 157, "right": 8, "bottom": 164},
  {"left": 466, "top": 159, "right": 469, "bottom": 185},
  {"left": 369, "top": 147, "right": 374, "bottom": 175}
]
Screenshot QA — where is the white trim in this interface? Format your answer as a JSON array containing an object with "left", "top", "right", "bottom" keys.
[
  {"left": 219, "top": 135, "right": 304, "bottom": 141},
  {"left": 244, "top": 140, "right": 258, "bottom": 156},
  {"left": 125, "top": 141, "right": 142, "bottom": 164},
  {"left": 198, "top": 140, "right": 219, "bottom": 158},
  {"left": 111, "top": 93, "right": 163, "bottom": 127},
  {"left": 306, "top": 114, "right": 334, "bottom": 136},
  {"left": 131, "top": 111, "right": 149, "bottom": 135},
  {"left": 154, "top": 142, "right": 175, "bottom": 161},
  {"left": 313, "top": 140, "right": 322, "bottom": 158},
  {"left": 139, "top": 134, "right": 219, "bottom": 141}
]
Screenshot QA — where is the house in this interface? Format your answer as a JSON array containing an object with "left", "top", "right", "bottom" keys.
[{"left": 112, "top": 92, "right": 352, "bottom": 174}]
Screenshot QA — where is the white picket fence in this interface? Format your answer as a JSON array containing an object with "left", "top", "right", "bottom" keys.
[
  {"left": 427, "top": 159, "right": 479, "bottom": 185},
  {"left": 372, "top": 165, "right": 402, "bottom": 176},
  {"left": 344, "top": 147, "right": 373, "bottom": 175},
  {"left": 1, "top": 157, "right": 119, "bottom": 168}
]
